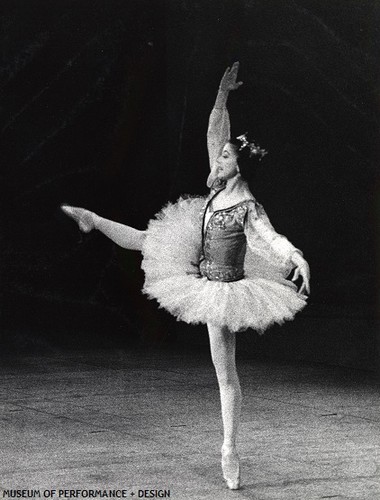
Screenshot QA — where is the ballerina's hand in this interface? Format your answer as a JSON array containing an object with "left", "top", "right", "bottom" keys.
[
  {"left": 291, "top": 256, "right": 311, "bottom": 295},
  {"left": 61, "top": 204, "right": 97, "bottom": 233},
  {"left": 219, "top": 61, "right": 243, "bottom": 92}
]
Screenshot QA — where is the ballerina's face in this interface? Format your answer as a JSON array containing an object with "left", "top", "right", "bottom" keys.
[{"left": 216, "top": 143, "right": 239, "bottom": 180}]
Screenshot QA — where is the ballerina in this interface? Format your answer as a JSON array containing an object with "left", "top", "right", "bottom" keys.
[{"left": 62, "top": 61, "right": 310, "bottom": 490}]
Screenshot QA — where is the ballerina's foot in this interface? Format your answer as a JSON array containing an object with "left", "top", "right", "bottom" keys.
[
  {"left": 61, "top": 205, "right": 96, "bottom": 233},
  {"left": 221, "top": 446, "right": 241, "bottom": 490}
]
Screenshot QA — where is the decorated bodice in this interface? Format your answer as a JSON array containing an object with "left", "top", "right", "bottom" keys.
[{"left": 199, "top": 180, "right": 252, "bottom": 282}]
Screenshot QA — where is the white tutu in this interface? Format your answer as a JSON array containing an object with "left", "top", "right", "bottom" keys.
[{"left": 141, "top": 197, "right": 307, "bottom": 333}]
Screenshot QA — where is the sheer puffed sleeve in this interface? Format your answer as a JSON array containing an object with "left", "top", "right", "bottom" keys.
[
  {"left": 206, "top": 90, "right": 230, "bottom": 188},
  {"left": 244, "top": 200, "right": 303, "bottom": 269}
]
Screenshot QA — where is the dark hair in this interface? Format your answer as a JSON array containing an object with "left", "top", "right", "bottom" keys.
[{"left": 228, "top": 136, "right": 266, "bottom": 185}]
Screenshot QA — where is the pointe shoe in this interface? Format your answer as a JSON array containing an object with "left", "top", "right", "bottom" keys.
[
  {"left": 221, "top": 446, "right": 240, "bottom": 490},
  {"left": 61, "top": 205, "right": 96, "bottom": 233}
]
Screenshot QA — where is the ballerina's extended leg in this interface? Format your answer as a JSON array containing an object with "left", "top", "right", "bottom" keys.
[
  {"left": 61, "top": 205, "right": 146, "bottom": 251},
  {"left": 207, "top": 322, "right": 242, "bottom": 490}
]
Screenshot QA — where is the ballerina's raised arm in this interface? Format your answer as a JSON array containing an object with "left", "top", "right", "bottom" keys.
[{"left": 206, "top": 61, "right": 243, "bottom": 188}]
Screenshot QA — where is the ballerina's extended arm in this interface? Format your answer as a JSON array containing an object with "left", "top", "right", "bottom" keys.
[
  {"left": 206, "top": 62, "right": 243, "bottom": 188},
  {"left": 245, "top": 202, "right": 311, "bottom": 295},
  {"left": 61, "top": 205, "right": 146, "bottom": 251}
]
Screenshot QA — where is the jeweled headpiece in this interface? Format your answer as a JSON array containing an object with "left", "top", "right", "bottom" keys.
[{"left": 236, "top": 133, "right": 268, "bottom": 160}]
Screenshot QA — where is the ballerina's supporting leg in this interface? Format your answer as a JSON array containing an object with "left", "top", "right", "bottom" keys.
[
  {"left": 61, "top": 205, "right": 146, "bottom": 251},
  {"left": 207, "top": 322, "right": 242, "bottom": 490}
]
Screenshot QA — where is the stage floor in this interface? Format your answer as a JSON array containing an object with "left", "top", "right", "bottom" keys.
[{"left": 1, "top": 346, "right": 379, "bottom": 499}]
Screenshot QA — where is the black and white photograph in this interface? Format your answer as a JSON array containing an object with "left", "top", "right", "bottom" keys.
[{"left": 1, "top": 1, "right": 379, "bottom": 498}]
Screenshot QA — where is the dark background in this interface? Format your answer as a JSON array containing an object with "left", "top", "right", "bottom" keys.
[{"left": 1, "top": 0, "right": 379, "bottom": 370}]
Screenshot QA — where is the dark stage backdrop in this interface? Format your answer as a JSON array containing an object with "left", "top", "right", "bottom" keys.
[{"left": 1, "top": 0, "right": 379, "bottom": 370}]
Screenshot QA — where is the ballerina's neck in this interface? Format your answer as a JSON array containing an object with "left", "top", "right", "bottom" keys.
[
  {"left": 211, "top": 176, "right": 252, "bottom": 211},
  {"left": 223, "top": 175, "right": 250, "bottom": 197}
]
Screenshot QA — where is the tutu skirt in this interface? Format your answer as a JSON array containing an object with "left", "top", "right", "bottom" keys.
[{"left": 141, "top": 197, "right": 307, "bottom": 333}]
